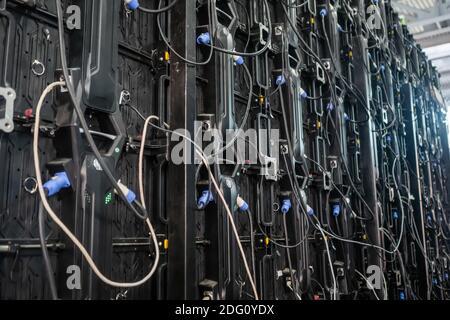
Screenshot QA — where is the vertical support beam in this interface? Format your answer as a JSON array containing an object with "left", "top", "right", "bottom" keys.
[
  {"left": 167, "top": 0, "right": 198, "bottom": 300},
  {"left": 402, "top": 83, "right": 430, "bottom": 299},
  {"left": 438, "top": 106, "right": 450, "bottom": 205},
  {"left": 352, "top": 35, "right": 384, "bottom": 298}
]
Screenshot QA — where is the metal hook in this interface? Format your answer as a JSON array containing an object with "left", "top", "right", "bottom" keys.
[
  {"left": 31, "top": 59, "right": 45, "bottom": 76},
  {"left": 119, "top": 90, "right": 131, "bottom": 105}
]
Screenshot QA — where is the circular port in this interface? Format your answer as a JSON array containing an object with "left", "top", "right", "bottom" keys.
[{"left": 23, "top": 177, "right": 38, "bottom": 194}]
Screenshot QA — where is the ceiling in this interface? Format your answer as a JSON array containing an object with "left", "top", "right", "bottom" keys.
[{"left": 391, "top": 0, "right": 450, "bottom": 104}]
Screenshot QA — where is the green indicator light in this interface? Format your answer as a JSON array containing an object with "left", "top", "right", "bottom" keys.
[{"left": 105, "top": 192, "right": 113, "bottom": 205}]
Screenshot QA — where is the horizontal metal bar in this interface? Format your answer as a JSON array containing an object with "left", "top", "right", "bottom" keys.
[
  {"left": 0, "top": 243, "right": 65, "bottom": 253},
  {"left": 408, "top": 13, "right": 450, "bottom": 28},
  {"left": 415, "top": 26, "right": 450, "bottom": 40}
]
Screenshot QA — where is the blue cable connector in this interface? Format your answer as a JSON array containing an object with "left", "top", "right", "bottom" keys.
[
  {"left": 116, "top": 181, "right": 136, "bottom": 204},
  {"left": 198, "top": 190, "right": 214, "bottom": 209},
  {"left": 43, "top": 172, "right": 71, "bottom": 197},
  {"left": 125, "top": 0, "right": 139, "bottom": 10},
  {"left": 299, "top": 88, "right": 308, "bottom": 99},
  {"left": 276, "top": 75, "right": 286, "bottom": 86},
  {"left": 237, "top": 196, "right": 249, "bottom": 212},
  {"left": 392, "top": 210, "right": 399, "bottom": 220},
  {"left": 320, "top": 8, "right": 327, "bottom": 17},
  {"left": 307, "top": 205, "right": 315, "bottom": 216},
  {"left": 386, "top": 134, "right": 392, "bottom": 143},
  {"left": 332, "top": 204, "right": 341, "bottom": 217},
  {"left": 326, "top": 103, "right": 335, "bottom": 112},
  {"left": 233, "top": 55, "right": 244, "bottom": 65},
  {"left": 126, "top": 190, "right": 136, "bottom": 203},
  {"left": 281, "top": 199, "right": 292, "bottom": 214},
  {"left": 399, "top": 291, "right": 406, "bottom": 300},
  {"left": 344, "top": 113, "right": 350, "bottom": 122},
  {"left": 197, "top": 32, "right": 211, "bottom": 45}
]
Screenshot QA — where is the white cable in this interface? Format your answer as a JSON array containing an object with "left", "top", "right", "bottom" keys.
[
  {"left": 389, "top": 156, "right": 405, "bottom": 255},
  {"left": 142, "top": 116, "right": 260, "bottom": 300},
  {"left": 316, "top": 223, "right": 337, "bottom": 300},
  {"left": 381, "top": 270, "right": 388, "bottom": 300},
  {"left": 287, "top": 282, "right": 302, "bottom": 300},
  {"left": 139, "top": 115, "right": 161, "bottom": 208},
  {"left": 195, "top": 149, "right": 259, "bottom": 300},
  {"left": 33, "top": 82, "right": 159, "bottom": 288},
  {"left": 34, "top": 83, "right": 258, "bottom": 297}
]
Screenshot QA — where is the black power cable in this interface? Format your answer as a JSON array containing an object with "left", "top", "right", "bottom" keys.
[
  {"left": 156, "top": 0, "right": 215, "bottom": 65},
  {"left": 55, "top": 0, "right": 148, "bottom": 221},
  {"left": 283, "top": 213, "right": 300, "bottom": 299}
]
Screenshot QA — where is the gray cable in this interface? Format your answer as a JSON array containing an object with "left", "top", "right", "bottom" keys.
[
  {"left": 38, "top": 202, "right": 58, "bottom": 300},
  {"left": 246, "top": 210, "right": 257, "bottom": 287}
]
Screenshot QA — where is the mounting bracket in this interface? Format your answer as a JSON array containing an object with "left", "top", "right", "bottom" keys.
[{"left": 0, "top": 87, "right": 16, "bottom": 133}]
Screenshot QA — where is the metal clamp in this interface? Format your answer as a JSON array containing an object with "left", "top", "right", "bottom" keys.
[
  {"left": 259, "top": 23, "right": 270, "bottom": 48},
  {"left": 0, "top": 87, "right": 16, "bottom": 133},
  {"left": 261, "top": 155, "right": 278, "bottom": 181},
  {"left": 119, "top": 90, "right": 131, "bottom": 105},
  {"left": 31, "top": 59, "right": 45, "bottom": 76}
]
